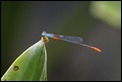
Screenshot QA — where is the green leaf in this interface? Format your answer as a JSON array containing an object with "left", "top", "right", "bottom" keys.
[{"left": 1, "top": 38, "right": 47, "bottom": 81}]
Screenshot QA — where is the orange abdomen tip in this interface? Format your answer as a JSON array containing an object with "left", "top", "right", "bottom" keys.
[
  {"left": 53, "top": 36, "right": 60, "bottom": 40},
  {"left": 90, "top": 46, "right": 101, "bottom": 52}
]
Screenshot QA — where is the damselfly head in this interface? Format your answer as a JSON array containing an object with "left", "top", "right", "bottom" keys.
[{"left": 41, "top": 31, "right": 46, "bottom": 37}]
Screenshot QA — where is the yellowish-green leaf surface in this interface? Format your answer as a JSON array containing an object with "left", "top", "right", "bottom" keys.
[{"left": 1, "top": 38, "right": 47, "bottom": 81}]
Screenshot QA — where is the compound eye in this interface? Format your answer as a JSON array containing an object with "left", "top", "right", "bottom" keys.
[
  {"left": 42, "top": 31, "right": 46, "bottom": 36},
  {"left": 43, "top": 31, "right": 46, "bottom": 34}
]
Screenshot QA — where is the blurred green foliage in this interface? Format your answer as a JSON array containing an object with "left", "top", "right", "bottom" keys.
[{"left": 90, "top": 1, "right": 121, "bottom": 28}]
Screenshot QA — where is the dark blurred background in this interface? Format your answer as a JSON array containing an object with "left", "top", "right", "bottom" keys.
[{"left": 1, "top": 1, "right": 121, "bottom": 81}]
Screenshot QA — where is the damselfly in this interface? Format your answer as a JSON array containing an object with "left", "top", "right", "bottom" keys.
[{"left": 41, "top": 31, "right": 101, "bottom": 52}]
